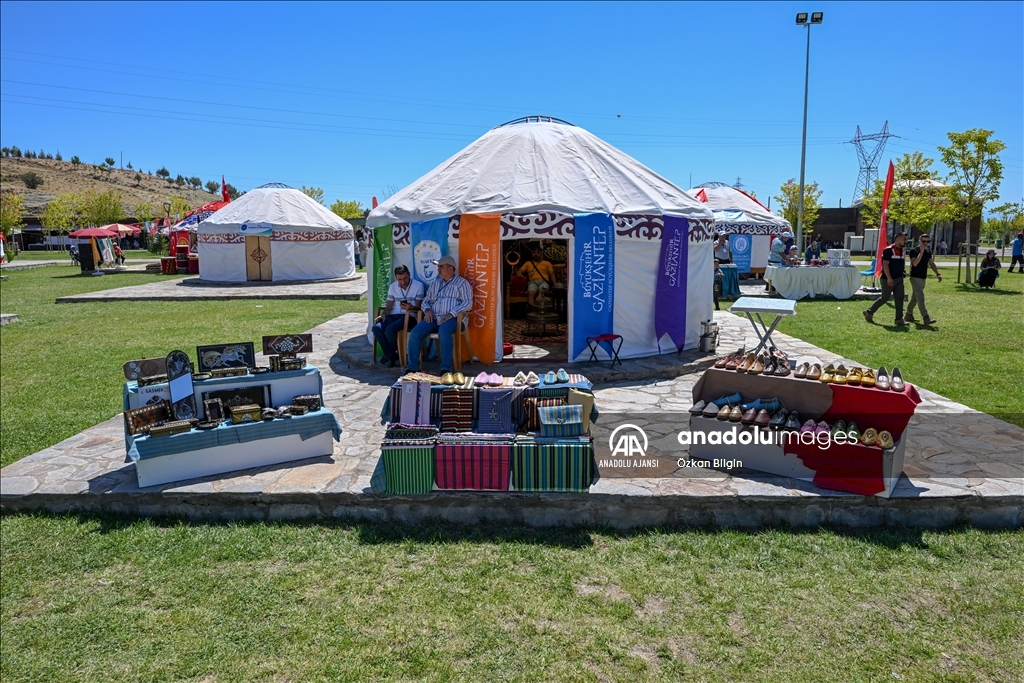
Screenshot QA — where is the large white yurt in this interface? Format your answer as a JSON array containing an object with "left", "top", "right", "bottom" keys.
[
  {"left": 689, "top": 182, "right": 791, "bottom": 275},
  {"left": 197, "top": 183, "right": 356, "bottom": 282},
  {"left": 366, "top": 117, "right": 716, "bottom": 364}
]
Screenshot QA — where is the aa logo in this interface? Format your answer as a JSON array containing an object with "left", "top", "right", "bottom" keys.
[{"left": 609, "top": 424, "right": 648, "bottom": 458}]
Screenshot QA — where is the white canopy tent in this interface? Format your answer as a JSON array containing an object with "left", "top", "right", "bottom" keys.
[
  {"left": 690, "top": 183, "right": 792, "bottom": 273},
  {"left": 367, "top": 117, "right": 717, "bottom": 362},
  {"left": 197, "top": 183, "right": 356, "bottom": 282}
]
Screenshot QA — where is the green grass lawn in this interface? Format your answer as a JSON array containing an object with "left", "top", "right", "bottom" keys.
[
  {"left": 0, "top": 266, "right": 363, "bottom": 467},
  {"left": 1, "top": 516, "right": 1020, "bottom": 682},
  {"left": 727, "top": 266, "right": 1024, "bottom": 427}
]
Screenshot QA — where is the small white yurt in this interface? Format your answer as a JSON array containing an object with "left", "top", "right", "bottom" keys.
[
  {"left": 366, "top": 117, "right": 717, "bottom": 364},
  {"left": 689, "top": 182, "right": 792, "bottom": 275},
  {"left": 197, "top": 183, "right": 356, "bottom": 282}
]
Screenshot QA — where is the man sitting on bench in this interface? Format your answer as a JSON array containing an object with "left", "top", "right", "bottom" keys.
[{"left": 517, "top": 244, "right": 557, "bottom": 308}]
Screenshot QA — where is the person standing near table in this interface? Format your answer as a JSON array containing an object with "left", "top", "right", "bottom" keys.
[
  {"left": 765, "top": 230, "right": 794, "bottom": 292},
  {"left": 713, "top": 233, "right": 732, "bottom": 264},
  {"left": 804, "top": 240, "right": 821, "bottom": 264},
  {"left": 1008, "top": 232, "right": 1024, "bottom": 273},
  {"left": 905, "top": 234, "right": 941, "bottom": 325},
  {"left": 372, "top": 264, "right": 424, "bottom": 367},
  {"left": 405, "top": 256, "right": 474, "bottom": 374},
  {"left": 864, "top": 232, "right": 908, "bottom": 326}
]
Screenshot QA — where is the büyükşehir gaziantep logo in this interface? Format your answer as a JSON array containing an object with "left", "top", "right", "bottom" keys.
[{"left": 609, "top": 424, "right": 649, "bottom": 458}]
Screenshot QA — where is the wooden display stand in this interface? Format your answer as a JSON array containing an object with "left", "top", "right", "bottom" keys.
[{"left": 689, "top": 367, "right": 921, "bottom": 497}]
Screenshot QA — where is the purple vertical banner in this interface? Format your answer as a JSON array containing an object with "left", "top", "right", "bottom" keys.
[
  {"left": 572, "top": 213, "right": 615, "bottom": 360},
  {"left": 655, "top": 215, "right": 689, "bottom": 352}
]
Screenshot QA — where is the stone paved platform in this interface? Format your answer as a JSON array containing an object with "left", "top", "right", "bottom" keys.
[
  {"left": 2, "top": 311, "right": 1021, "bottom": 528},
  {"left": 55, "top": 273, "right": 367, "bottom": 303}
]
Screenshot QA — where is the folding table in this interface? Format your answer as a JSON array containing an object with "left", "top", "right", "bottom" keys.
[{"left": 730, "top": 296, "right": 797, "bottom": 355}]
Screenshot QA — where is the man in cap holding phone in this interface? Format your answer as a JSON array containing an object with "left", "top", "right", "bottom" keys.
[{"left": 405, "top": 255, "right": 474, "bottom": 374}]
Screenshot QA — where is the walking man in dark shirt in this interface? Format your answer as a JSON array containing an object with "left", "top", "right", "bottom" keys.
[
  {"left": 905, "top": 235, "right": 942, "bottom": 325},
  {"left": 863, "top": 232, "right": 908, "bottom": 326}
]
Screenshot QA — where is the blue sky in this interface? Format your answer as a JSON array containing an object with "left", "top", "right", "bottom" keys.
[{"left": 2, "top": 1, "right": 1021, "bottom": 211}]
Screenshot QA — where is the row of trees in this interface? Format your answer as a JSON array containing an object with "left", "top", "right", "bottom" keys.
[
  {"left": 301, "top": 185, "right": 369, "bottom": 219},
  {"left": 1, "top": 146, "right": 63, "bottom": 160},
  {"left": 771, "top": 129, "right": 1007, "bottom": 244},
  {"left": 858, "top": 129, "right": 1005, "bottom": 241}
]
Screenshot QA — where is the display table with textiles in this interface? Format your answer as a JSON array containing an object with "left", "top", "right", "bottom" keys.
[
  {"left": 764, "top": 265, "right": 861, "bottom": 300},
  {"left": 122, "top": 363, "right": 338, "bottom": 487},
  {"left": 376, "top": 372, "right": 599, "bottom": 494},
  {"left": 688, "top": 367, "right": 921, "bottom": 496},
  {"left": 718, "top": 263, "right": 740, "bottom": 297}
]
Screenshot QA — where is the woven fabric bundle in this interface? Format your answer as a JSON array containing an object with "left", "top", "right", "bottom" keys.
[
  {"left": 439, "top": 388, "right": 474, "bottom": 432},
  {"left": 435, "top": 442, "right": 511, "bottom": 490},
  {"left": 381, "top": 444, "right": 435, "bottom": 494},
  {"left": 522, "top": 396, "right": 566, "bottom": 431},
  {"left": 512, "top": 436, "right": 595, "bottom": 492}
]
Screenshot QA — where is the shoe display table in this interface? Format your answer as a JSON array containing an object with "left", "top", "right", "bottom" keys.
[
  {"left": 689, "top": 368, "right": 922, "bottom": 497},
  {"left": 764, "top": 265, "right": 860, "bottom": 300},
  {"left": 730, "top": 297, "right": 797, "bottom": 355}
]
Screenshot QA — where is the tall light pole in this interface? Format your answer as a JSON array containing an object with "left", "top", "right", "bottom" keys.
[{"left": 795, "top": 11, "right": 823, "bottom": 258}]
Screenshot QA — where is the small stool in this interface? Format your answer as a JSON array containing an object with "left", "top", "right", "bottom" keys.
[{"left": 586, "top": 334, "right": 623, "bottom": 368}]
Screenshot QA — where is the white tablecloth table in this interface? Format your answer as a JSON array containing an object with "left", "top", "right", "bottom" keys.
[{"left": 764, "top": 265, "right": 861, "bottom": 300}]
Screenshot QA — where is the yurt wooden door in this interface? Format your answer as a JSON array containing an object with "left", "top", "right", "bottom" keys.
[{"left": 245, "top": 236, "right": 272, "bottom": 281}]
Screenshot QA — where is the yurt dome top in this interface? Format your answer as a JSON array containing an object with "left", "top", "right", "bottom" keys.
[
  {"left": 690, "top": 182, "right": 791, "bottom": 230},
  {"left": 367, "top": 118, "right": 713, "bottom": 227},
  {"left": 199, "top": 183, "right": 354, "bottom": 234}
]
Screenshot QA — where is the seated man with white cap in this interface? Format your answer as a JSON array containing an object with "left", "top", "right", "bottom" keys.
[{"left": 405, "top": 255, "right": 474, "bottom": 374}]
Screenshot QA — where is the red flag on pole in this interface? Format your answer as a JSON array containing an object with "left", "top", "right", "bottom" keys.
[
  {"left": 371, "top": 196, "right": 378, "bottom": 209},
  {"left": 221, "top": 176, "right": 230, "bottom": 203},
  {"left": 874, "top": 161, "right": 895, "bottom": 278}
]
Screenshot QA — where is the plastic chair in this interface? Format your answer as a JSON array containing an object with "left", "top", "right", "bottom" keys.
[{"left": 859, "top": 259, "right": 876, "bottom": 287}]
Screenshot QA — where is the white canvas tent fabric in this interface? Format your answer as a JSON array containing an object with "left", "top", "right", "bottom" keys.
[
  {"left": 197, "top": 184, "right": 355, "bottom": 282},
  {"left": 366, "top": 119, "right": 717, "bottom": 362},
  {"left": 689, "top": 184, "right": 791, "bottom": 235}
]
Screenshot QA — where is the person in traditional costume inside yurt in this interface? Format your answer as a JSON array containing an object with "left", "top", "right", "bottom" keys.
[
  {"left": 372, "top": 264, "right": 425, "bottom": 367},
  {"left": 517, "top": 244, "right": 558, "bottom": 308},
  {"left": 405, "top": 256, "right": 474, "bottom": 374}
]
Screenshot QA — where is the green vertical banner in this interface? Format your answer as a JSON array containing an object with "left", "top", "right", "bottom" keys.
[{"left": 371, "top": 225, "right": 394, "bottom": 357}]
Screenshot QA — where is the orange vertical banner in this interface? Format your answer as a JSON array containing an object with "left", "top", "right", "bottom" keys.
[{"left": 458, "top": 213, "right": 501, "bottom": 365}]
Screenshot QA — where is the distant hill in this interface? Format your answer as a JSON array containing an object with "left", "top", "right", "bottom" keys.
[{"left": 0, "top": 157, "right": 223, "bottom": 218}]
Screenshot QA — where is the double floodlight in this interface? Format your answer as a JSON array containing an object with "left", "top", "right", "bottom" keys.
[{"left": 796, "top": 12, "right": 823, "bottom": 24}]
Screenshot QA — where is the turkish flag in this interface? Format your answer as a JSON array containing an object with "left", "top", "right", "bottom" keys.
[
  {"left": 372, "top": 196, "right": 378, "bottom": 209},
  {"left": 874, "top": 161, "right": 894, "bottom": 278},
  {"left": 221, "top": 176, "right": 230, "bottom": 203}
]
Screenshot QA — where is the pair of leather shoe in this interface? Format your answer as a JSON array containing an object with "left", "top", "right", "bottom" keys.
[
  {"left": 441, "top": 372, "right": 466, "bottom": 385},
  {"left": 740, "top": 407, "right": 773, "bottom": 426}
]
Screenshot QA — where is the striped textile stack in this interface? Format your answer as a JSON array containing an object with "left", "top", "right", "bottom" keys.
[
  {"left": 434, "top": 441, "right": 513, "bottom": 491},
  {"left": 512, "top": 435, "right": 595, "bottom": 492},
  {"left": 439, "top": 388, "right": 474, "bottom": 432},
  {"left": 381, "top": 423, "right": 438, "bottom": 494}
]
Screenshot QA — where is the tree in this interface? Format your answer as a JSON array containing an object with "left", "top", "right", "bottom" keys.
[
  {"left": 155, "top": 166, "right": 170, "bottom": 179},
  {"left": 134, "top": 202, "right": 154, "bottom": 224},
  {"left": 19, "top": 172, "right": 44, "bottom": 189},
  {"left": 41, "top": 193, "right": 85, "bottom": 248},
  {"left": 1, "top": 189, "right": 26, "bottom": 239},
  {"left": 990, "top": 200, "right": 1024, "bottom": 243},
  {"left": 81, "top": 189, "right": 126, "bottom": 226},
  {"left": 126, "top": 161, "right": 132, "bottom": 170},
  {"left": 10, "top": 146, "right": 22, "bottom": 158},
  {"left": 302, "top": 186, "right": 325, "bottom": 204},
  {"left": 773, "top": 179, "right": 822, "bottom": 234},
  {"left": 330, "top": 199, "right": 365, "bottom": 219},
  {"left": 938, "top": 128, "right": 1005, "bottom": 246},
  {"left": 167, "top": 194, "right": 192, "bottom": 218},
  {"left": 205, "top": 180, "right": 219, "bottom": 194},
  {"left": 104, "top": 157, "right": 116, "bottom": 167},
  {"left": 55, "top": 151, "right": 62, "bottom": 161},
  {"left": 860, "top": 152, "right": 952, "bottom": 233},
  {"left": 70, "top": 155, "right": 81, "bottom": 165}
]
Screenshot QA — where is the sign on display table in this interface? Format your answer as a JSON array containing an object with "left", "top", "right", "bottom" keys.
[
  {"left": 764, "top": 265, "right": 861, "bottom": 300},
  {"left": 689, "top": 367, "right": 921, "bottom": 496}
]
